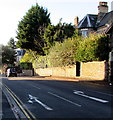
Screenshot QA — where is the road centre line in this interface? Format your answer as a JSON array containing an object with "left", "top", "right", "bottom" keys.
[
  {"left": 48, "top": 92, "right": 81, "bottom": 107},
  {"left": 30, "top": 85, "right": 41, "bottom": 89},
  {"left": 73, "top": 90, "right": 109, "bottom": 103}
]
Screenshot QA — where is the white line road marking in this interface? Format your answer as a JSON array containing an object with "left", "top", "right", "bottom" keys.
[
  {"left": 30, "top": 85, "right": 41, "bottom": 89},
  {"left": 48, "top": 92, "right": 81, "bottom": 107},
  {"left": 28, "top": 94, "right": 53, "bottom": 111},
  {"left": 73, "top": 90, "right": 109, "bottom": 103}
]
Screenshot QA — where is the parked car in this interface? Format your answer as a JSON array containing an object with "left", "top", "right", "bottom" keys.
[{"left": 6, "top": 68, "right": 17, "bottom": 77}]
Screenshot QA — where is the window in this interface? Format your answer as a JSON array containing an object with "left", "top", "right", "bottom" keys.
[{"left": 81, "top": 29, "right": 88, "bottom": 37}]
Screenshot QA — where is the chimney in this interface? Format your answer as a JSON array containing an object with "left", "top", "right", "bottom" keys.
[
  {"left": 74, "top": 16, "right": 79, "bottom": 28},
  {"left": 97, "top": 2, "right": 108, "bottom": 22}
]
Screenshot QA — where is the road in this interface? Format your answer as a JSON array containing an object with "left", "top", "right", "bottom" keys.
[{"left": 1, "top": 77, "right": 113, "bottom": 120}]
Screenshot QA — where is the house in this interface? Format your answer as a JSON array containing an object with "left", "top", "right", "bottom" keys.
[
  {"left": 74, "top": 1, "right": 113, "bottom": 55},
  {"left": 74, "top": 2, "right": 113, "bottom": 42},
  {"left": 74, "top": 1, "right": 113, "bottom": 81},
  {"left": 15, "top": 48, "right": 26, "bottom": 62}
]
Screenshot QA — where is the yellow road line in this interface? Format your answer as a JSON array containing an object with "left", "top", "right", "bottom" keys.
[{"left": 3, "top": 84, "right": 36, "bottom": 120}]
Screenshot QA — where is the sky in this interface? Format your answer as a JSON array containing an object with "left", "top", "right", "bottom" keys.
[{"left": 0, "top": 0, "right": 112, "bottom": 45}]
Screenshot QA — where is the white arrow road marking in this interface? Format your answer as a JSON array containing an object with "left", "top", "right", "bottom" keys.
[
  {"left": 73, "top": 90, "right": 109, "bottom": 103},
  {"left": 28, "top": 94, "right": 53, "bottom": 111},
  {"left": 28, "top": 100, "right": 33, "bottom": 104},
  {"left": 48, "top": 92, "right": 81, "bottom": 107}
]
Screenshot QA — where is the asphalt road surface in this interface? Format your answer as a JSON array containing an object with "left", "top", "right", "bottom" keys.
[{"left": 1, "top": 77, "right": 113, "bottom": 120}]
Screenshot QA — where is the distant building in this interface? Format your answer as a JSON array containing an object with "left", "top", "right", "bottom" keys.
[{"left": 15, "top": 48, "right": 26, "bottom": 62}]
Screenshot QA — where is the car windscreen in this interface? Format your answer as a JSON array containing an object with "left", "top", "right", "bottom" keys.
[{"left": 10, "top": 69, "right": 16, "bottom": 73}]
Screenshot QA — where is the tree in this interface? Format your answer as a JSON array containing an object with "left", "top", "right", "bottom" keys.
[
  {"left": 43, "top": 21, "right": 75, "bottom": 54},
  {"left": 2, "top": 45, "right": 16, "bottom": 65},
  {"left": 8, "top": 37, "right": 16, "bottom": 49},
  {"left": 16, "top": 3, "right": 51, "bottom": 55}
]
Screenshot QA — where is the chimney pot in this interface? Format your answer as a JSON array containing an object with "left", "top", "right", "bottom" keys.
[
  {"left": 97, "top": 1, "right": 108, "bottom": 22},
  {"left": 98, "top": 1, "right": 108, "bottom": 13}
]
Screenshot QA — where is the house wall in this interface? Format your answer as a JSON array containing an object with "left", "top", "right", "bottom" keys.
[
  {"left": 97, "top": 26, "right": 107, "bottom": 33},
  {"left": 79, "top": 28, "right": 95, "bottom": 37},
  {"left": 34, "top": 61, "right": 107, "bottom": 80}
]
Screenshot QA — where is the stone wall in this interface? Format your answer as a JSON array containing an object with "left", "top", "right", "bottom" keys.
[
  {"left": 52, "top": 66, "right": 76, "bottom": 77},
  {"left": 34, "top": 61, "right": 107, "bottom": 80},
  {"left": 34, "top": 65, "right": 76, "bottom": 78},
  {"left": 34, "top": 68, "right": 52, "bottom": 76},
  {"left": 81, "top": 61, "right": 106, "bottom": 80},
  {"left": 21, "top": 70, "right": 33, "bottom": 76}
]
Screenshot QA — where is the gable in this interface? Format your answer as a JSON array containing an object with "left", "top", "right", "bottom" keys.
[{"left": 78, "top": 14, "right": 97, "bottom": 29}]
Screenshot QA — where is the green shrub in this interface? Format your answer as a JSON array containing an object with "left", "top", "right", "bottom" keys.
[
  {"left": 47, "top": 36, "right": 81, "bottom": 67},
  {"left": 75, "top": 33, "right": 109, "bottom": 62},
  {"left": 20, "top": 52, "right": 34, "bottom": 63},
  {"left": 20, "top": 62, "right": 32, "bottom": 70},
  {"left": 33, "top": 56, "right": 47, "bottom": 68}
]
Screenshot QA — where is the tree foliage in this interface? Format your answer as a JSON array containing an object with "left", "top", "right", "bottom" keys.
[
  {"left": 2, "top": 45, "right": 16, "bottom": 65},
  {"left": 8, "top": 37, "right": 16, "bottom": 49},
  {"left": 20, "top": 33, "right": 109, "bottom": 67},
  {"left": 47, "top": 36, "right": 81, "bottom": 67},
  {"left": 20, "top": 51, "right": 35, "bottom": 63},
  {"left": 16, "top": 3, "right": 51, "bottom": 55},
  {"left": 43, "top": 21, "right": 75, "bottom": 53}
]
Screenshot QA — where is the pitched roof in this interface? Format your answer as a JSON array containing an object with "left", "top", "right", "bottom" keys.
[
  {"left": 97, "top": 11, "right": 113, "bottom": 28},
  {"left": 78, "top": 14, "right": 97, "bottom": 29},
  {"left": 78, "top": 11, "right": 113, "bottom": 29}
]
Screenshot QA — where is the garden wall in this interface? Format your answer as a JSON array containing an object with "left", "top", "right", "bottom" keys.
[
  {"left": 34, "top": 61, "right": 107, "bottom": 80},
  {"left": 80, "top": 61, "right": 106, "bottom": 80}
]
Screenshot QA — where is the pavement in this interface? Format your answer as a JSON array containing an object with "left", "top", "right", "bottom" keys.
[
  {"left": 34, "top": 76, "right": 113, "bottom": 87},
  {"left": 4, "top": 75, "right": 113, "bottom": 87}
]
